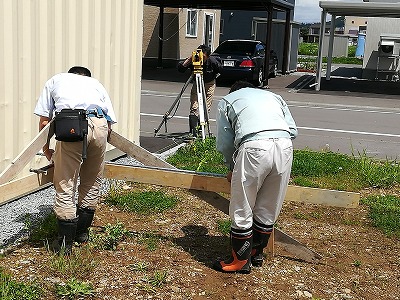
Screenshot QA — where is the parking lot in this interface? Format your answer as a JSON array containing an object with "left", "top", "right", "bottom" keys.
[{"left": 140, "top": 65, "right": 400, "bottom": 160}]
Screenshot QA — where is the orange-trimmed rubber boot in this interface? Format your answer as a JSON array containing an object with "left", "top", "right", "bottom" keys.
[
  {"left": 251, "top": 220, "right": 273, "bottom": 267},
  {"left": 213, "top": 228, "right": 252, "bottom": 274}
]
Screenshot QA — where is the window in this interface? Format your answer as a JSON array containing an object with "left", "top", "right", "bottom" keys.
[{"left": 186, "top": 9, "right": 198, "bottom": 37}]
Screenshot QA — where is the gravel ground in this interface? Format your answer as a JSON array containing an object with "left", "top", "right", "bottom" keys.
[{"left": 0, "top": 145, "right": 182, "bottom": 252}]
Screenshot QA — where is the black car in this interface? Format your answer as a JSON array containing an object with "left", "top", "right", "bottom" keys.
[{"left": 211, "top": 39, "right": 278, "bottom": 86}]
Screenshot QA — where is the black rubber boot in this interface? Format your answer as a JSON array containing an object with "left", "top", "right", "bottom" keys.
[
  {"left": 189, "top": 115, "right": 199, "bottom": 137},
  {"left": 75, "top": 206, "right": 95, "bottom": 244},
  {"left": 213, "top": 227, "right": 253, "bottom": 274},
  {"left": 51, "top": 217, "right": 78, "bottom": 256},
  {"left": 251, "top": 220, "right": 273, "bottom": 267}
]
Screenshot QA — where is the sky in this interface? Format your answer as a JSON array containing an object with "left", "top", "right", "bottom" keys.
[{"left": 293, "top": 0, "right": 363, "bottom": 24}]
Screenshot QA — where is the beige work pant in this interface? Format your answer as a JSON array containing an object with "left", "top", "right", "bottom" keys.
[
  {"left": 229, "top": 138, "right": 293, "bottom": 230},
  {"left": 52, "top": 117, "right": 108, "bottom": 220},
  {"left": 189, "top": 79, "right": 216, "bottom": 116}
]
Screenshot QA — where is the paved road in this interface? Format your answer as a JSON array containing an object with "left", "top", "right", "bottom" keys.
[{"left": 140, "top": 69, "right": 400, "bottom": 160}]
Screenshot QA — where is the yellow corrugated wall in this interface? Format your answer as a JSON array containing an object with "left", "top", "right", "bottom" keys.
[{"left": 0, "top": 0, "right": 143, "bottom": 174}]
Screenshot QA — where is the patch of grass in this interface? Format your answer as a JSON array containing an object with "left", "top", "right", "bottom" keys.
[
  {"left": 49, "top": 245, "right": 97, "bottom": 280},
  {"left": 355, "top": 152, "right": 400, "bottom": 188},
  {"left": 90, "top": 222, "right": 130, "bottom": 250},
  {"left": 55, "top": 278, "right": 95, "bottom": 299},
  {"left": 166, "top": 138, "right": 400, "bottom": 239},
  {"left": 105, "top": 187, "right": 178, "bottom": 215},
  {"left": 216, "top": 219, "right": 231, "bottom": 236},
  {"left": 361, "top": 195, "right": 400, "bottom": 238},
  {"left": 27, "top": 213, "right": 58, "bottom": 245},
  {"left": 138, "top": 232, "right": 161, "bottom": 252},
  {"left": 0, "top": 267, "right": 42, "bottom": 300},
  {"left": 166, "top": 138, "right": 228, "bottom": 174}
]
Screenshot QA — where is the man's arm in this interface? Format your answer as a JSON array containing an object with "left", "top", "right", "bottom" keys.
[
  {"left": 216, "top": 100, "right": 235, "bottom": 170},
  {"left": 39, "top": 116, "right": 54, "bottom": 161}
]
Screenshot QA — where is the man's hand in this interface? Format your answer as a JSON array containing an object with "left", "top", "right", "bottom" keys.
[
  {"left": 43, "top": 147, "right": 54, "bottom": 161},
  {"left": 227, "top": 171, "right": 233, "bottom": 183}
]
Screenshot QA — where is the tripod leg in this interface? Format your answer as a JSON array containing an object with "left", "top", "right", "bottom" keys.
[
  {"left": 195, "top": 74, "right": 207, "bottom": 140},
  {"left": 154, "top": 74, "right": 194, "bottom": 136},
  {"left": 201, "top": 79, "right": 212, "bottom": 137}
]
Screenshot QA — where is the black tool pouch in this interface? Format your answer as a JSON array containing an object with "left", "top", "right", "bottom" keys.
[{"left": 54, "top": 109, "right": 88, "bottom": 159}]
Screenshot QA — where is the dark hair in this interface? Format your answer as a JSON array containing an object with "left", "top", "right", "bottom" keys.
[
  {"left": 68, "top": 66, "right": 91, "bottom": 77},
  {"left": 198, "top": 44, "right": 211, "bottom": 56},
  {"left": 229, "top": 81, "right": 255, "bottom": 93}
]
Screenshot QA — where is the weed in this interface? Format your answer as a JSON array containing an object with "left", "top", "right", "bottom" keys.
[
  {"left": 129, "top": 261, "right": 149, "bottom": 272},
  {"left": 90, "top": 222, "right": 130, "bottom": 250},
  {"left": 309, "top": 211, "right": 321, "bottom": 219},
  {"left": 216, "top": 219, "right": 231, "bottom": 236},
  {"left": 293, "top": 212, "right": 309, "bottom": 220},
  {"left": 136, "top": 270, "right": 168, "bottom": 292},
  {"left": 353, "top": 260, "right": 362, "bottom": 267},
  {"left": 343, "top": 218, "right": 360, "bottom": 226},
  {"left": 55, "top": 278, "right": 95, "bottom": 299},
  {"left": 138, "top": 232, "right": 160, "bottom": 251},
  {"left": 0, "top": 267, "right": 42, "bottom": 300},
  {"left": 49, "top": 245, "right": 97, "bottom": 280},
  {"left": 148, "top": 270, "right": 168, "bottom": 287}
]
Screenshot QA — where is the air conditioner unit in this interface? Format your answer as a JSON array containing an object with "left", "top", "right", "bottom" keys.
[{"left": 379, "top": 39, "right": 400, "bottom": 57}]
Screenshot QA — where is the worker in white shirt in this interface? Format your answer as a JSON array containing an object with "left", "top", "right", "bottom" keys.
[{"left": 34, "top": 66, "right": 117, "bottom": 255}]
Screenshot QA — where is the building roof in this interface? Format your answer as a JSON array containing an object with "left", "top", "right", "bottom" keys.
[
  {"left": 319, "top": 1, "right": 400, "bottom": 18},
  {"left": 144, "top": 0, "right": 294, "bottom": 11}
]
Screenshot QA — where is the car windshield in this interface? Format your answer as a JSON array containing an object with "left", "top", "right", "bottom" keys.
[{"left": 214, "top": 41, "right": 257, "bottom": 56}]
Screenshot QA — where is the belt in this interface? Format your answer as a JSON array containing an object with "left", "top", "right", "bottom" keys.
[{"left": 87, "top": 107, "right": 112, "bottom": 122}]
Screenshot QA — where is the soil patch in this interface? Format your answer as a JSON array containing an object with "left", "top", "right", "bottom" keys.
[{"left": 1, "top": 186, "right": 399, "bottom": 300}]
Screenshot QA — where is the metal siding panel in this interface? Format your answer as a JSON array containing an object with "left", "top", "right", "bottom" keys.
[{"left": 0, "top": 0, "right": 143, "bottom": 176}]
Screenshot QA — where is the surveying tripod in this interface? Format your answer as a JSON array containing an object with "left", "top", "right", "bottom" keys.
[{"left": 154, "top": 48, "right": 211, "bottom": 140}]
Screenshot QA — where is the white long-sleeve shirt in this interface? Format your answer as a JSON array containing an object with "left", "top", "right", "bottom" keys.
[{"left": 216, "top": 87, "right": 297, "bottom": 169}]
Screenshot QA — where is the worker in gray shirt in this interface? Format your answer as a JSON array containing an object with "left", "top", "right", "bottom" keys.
[{"left": 213, "top": 81, "right": 298, "bottom": 273}]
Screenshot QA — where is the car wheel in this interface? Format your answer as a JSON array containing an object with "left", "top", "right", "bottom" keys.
[{"left": 269, "top": 63, "right": 277, "bottom": 78}]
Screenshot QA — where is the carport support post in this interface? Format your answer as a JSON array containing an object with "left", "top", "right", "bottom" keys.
[
  {"left": 263, "top": 2, "right": 273, "bottom": 87},
  {"left": 157, "top": 6, "right": 164, "bottom": 69},
  {"left": 315, "top": 9, "right": 327, "bottom": 91},
  {"left": 326, "top": 14, "right": 336, "bottom": 80},
  {"left": 282, "top": 8, "right": 291, "bottom": 75}
]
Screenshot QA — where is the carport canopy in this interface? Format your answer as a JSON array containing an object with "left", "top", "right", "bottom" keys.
[
  {"left": 144, "top": 0, "right": 295, "bottom": 84},
  {"left": 144, "top": 0, "right": 294, "bottom": 11},
  {"left": 315, "top": 0, "right": 400, "bottom": 91}
]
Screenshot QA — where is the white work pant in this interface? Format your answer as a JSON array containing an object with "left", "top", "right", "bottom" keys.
[
  {"left": 53, "top": 117, "right": 108, "bottom": 220},
  {"left": 229, "top": 138, "right": 293, "bottom": 230}
]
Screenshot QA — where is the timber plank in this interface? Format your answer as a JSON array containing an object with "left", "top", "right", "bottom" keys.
[
  {"left": 0, "top": 168, "right": 53, "bottom": 206},
  {"left": 108, "top": 131, "right": 173, "bottom": 168},
  {"left": 0, "top": 120, "right": 54, "bottom": 185},
  {"left": 104, "top": 164, "right": 231, "bottom": 194},
  {"left": 103, "top": 164, "right": 359, "bottom": 208}
]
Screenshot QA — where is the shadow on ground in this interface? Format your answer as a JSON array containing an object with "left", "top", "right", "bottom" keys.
[{"left": 287, "top": 66, "right": 400, "bottom": 98}]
